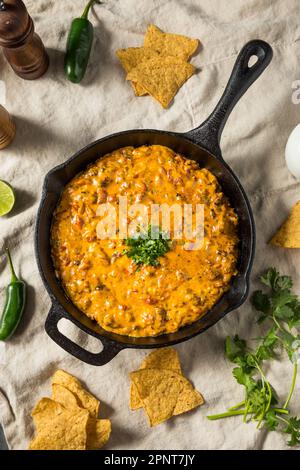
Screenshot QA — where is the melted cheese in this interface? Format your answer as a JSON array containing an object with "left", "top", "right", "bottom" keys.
[{"left": 51, "top": 145, "right": 239, "bottom": 337}]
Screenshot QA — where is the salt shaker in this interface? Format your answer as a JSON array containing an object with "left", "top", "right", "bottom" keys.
[
  {"left": 0, "top": 0, "right": 49, "bottom": 80},
  {"left": 0, "top": 104, "right": 15, "bottom": 149}
]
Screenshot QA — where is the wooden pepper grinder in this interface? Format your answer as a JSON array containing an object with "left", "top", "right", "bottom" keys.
[
  {"left": 0, "top": 0, "right": 49, "bottom": 80},
  {"left": 0, "top": 104, "right": 15, "bottom": 149}
]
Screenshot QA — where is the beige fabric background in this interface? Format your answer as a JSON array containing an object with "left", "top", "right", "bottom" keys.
[{"left": 0, "top": 0, "right": 300, "bottom": 450}]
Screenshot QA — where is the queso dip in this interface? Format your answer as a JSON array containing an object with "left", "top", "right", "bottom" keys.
[{"left": 51, "top": 145, "right": 239, "bottom": 337}]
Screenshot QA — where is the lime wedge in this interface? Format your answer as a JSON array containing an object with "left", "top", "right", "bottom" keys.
[{"left": 0, "top": 181, "right": 15, "bottom": 216}]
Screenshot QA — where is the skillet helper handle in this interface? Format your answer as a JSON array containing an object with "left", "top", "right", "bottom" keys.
[
  {"left": 45, "top": 303, "right": 124, "bottom": 366},
  {"left": 186, "top": 40, "right": 273, "bottom": 158}
]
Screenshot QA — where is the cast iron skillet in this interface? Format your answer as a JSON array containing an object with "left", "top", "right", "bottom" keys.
[{"left": 35, "top": 40, "right": 273, "bottom": 366}]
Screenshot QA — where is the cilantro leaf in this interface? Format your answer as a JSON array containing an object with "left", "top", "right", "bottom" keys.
[
  {"left": 271, "top": 290, "right": 297, "bottom": 310},
  {"left": 284, "top": 417, "right": 300, "bottom": 446},
  {"left": 123, "top": 225, "right": 171, "bottom": 267},
  {"left": 274, "top": 305, "right": 295, "bottom": 321},
  {"left": 252, "top": 291, "right": 270, "bottom": 317},
  {"left": 265, "top": 409, "right": 279, "bottom": 431},
  {"left": 232, "top": 367, "right": 256, "bottom": 391},
  {"left": 287, "top": 302, "right": 300, "bottom": 329},
  {"left": 260, "top": 268, "right": 293, "bottom": 292},
  {"left": 255, "top": 328, "right": 278, "bottom": 361},
  {"left": 225, "top": 335, "right": 247, "bottom": 362},
  {"left": 209, "top": 267, "right": 300, "bottom": 447},
  {"left": 260, "top": 268, "right": 280, "bottom": 290},
  {"left": 275, "top": 275, "right": 293, "bottom": 292}
]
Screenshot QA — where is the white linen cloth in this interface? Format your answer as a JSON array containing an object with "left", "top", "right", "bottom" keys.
[{"left": 0, "top": 0, "right": 300, "bottom": 450}]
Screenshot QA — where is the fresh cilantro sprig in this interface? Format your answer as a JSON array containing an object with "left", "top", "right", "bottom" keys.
[
  {"left": 207, "top": 268, "right": 300, "bottom": 447},
  {"left": 123, "top": 225, "right": 171, "bottom": 267}
]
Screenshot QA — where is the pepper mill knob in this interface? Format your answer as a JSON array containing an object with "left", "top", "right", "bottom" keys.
[{"left": 0, "top": 0, "right": 49, "bottom": 80}]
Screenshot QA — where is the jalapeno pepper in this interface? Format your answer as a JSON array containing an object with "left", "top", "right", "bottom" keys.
[
  {"left": 64, "top": 0, "right": 101, "bottom": 83},
  {"left": 0, "top": 248, "right": 26, "bottom": 341}
]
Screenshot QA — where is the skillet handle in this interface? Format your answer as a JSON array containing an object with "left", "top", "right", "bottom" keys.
[
  {"left": 45, "top": 303, "right": 125, "bottom": 366},
  {"left": 184, "top": 40, "right": 273, "bottom": 158}
]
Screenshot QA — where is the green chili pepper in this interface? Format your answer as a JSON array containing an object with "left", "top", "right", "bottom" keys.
[
  {"left": 64, "top": 0, "right": 101, "bottom": 83},
  {"left": 0, "top": 248, "right": 26, "bottom": 341}
]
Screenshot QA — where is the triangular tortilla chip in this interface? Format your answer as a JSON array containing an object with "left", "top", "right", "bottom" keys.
[
  {"left": 144, "top": 24, "right": 199, "bottom": 60},
  {"left": 29, "top": 398, "right": 89, "bottom": 450},
  {"left": 52, "top": 383, "right": 111, "bottom": 450},
  {"left": 270, "top": 201, "right": 300, "bottom": 248},
  {"left": 130, "top": 348, "right": 182, "bottom": 410},
  {"left": 130, "top": 369, "right": 183, "bottom": 426},
  {"left": 131, "top": 368, "right": 203, "bottom": 426},
  {"left": 130, "top": 349, "right": 204, "bottom": 426},
  {"left": 127, "top": 56, "right": 195, "bottom": 108},
  {"left": 52, "top": 370, "right": 100, "bottom": 418},
  {"left": 141, "top": 348, "right": 182, "bottom": 372},
  {"left": 116, "top": 47, "right": 157, "bottom": 96}
]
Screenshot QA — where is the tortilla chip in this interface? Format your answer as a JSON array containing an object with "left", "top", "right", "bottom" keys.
[
  {"left": 143, "top": 378, "right": 182, "bottom": 426},
  {"left": 52, "top": 370, "right": 100, "bottom": 418},
  {"left": 130, "top": 349, "right": 204, "bottom": 426},
  {"left": 29, "top": 398, "right": 89, "bottom": 450},
  {"left": 173, "top": 380, "right": 204, "bottom": 415},
  {"left": 116, "top": 48, "right": 155, "bottom": 96},
  {"left": 51, "top": 383, "right": 110, "bottom": 450},
  {"left": 127, "top": 56, "right": 195, "bottom": 108},
  {"left": 133, "top": 82, "right": 147, "bottom": 97},
  {"left": 86, "top": 418, "right": 111, "bottom": 450},
  {"left": 270, "top": 201, "right": 300, "bottom": 248},
  {"left": 144, "top": 24, "right": 199, "bottom": 60},
  {"left": 130, "top": 383, "right": 143, "bottom": 411},
  {"left": 130, "top": 369, "right": 183, "bottom": 426},
  {"left": 130, "top": 369, "right": 163, "bottom": 400},
  {"left": 141, "top": 348, "right": 182, "bottom": 371},
  {"left": 30, "top": 371, "right": 110, "bottom": 450},
  {"left": 52, "top": 384, "right": 79, "bottom": 410},
  {"left": 116, "top": 26, "right": 199, "bottom": 105},
  {"left": 130, "top": 348, "right": 181, "bottom": 410}
]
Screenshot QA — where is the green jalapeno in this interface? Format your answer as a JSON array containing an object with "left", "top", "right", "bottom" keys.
[
  {"left": 0, "top": 248, "right": 26, "bottom": 341},
  {"left": 64, "top": 0, "right": 101, "bottom": 83}
]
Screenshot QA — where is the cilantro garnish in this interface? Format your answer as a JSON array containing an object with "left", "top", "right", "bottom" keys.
[
  {"left": 123, "top": 226, "right": 171, "bottom": 267},
  {"left": 208, "top": 268, "right": 300, "bottom": 447}
]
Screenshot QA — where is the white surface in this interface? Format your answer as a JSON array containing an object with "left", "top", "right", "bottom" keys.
[
  {"left": 285, "top": 123, "right": 300, "bottom": 180},
  {"left": 0, "top": 0, "right": 300, "bottom": 450}
]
